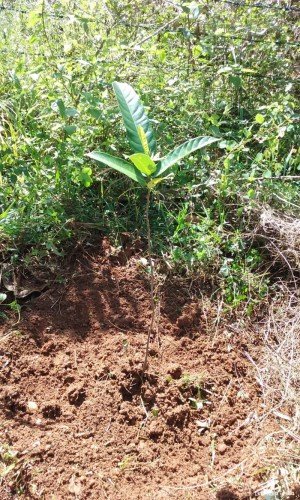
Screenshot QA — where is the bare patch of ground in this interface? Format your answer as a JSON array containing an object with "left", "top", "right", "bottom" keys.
[{"left": 0, "top": 240, "right": 299, "bottom": 499}]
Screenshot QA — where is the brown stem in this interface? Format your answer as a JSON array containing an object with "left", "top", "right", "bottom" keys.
[{"left": 143, "top": 189, "right": 155, "bottom": 372}]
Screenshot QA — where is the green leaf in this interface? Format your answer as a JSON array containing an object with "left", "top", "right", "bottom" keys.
[
  {"left": 65, "top": 107, "right": 78, "bottom": 118},
  {"left": 137, "top": 126, "right": 150, "bottom": 155},
  {"left": 147, "top": 178, "right": 164, "bottom": 190},
  {"left": 87, "top": 107, "right": 101, "bottom": 120},
  {"left": 79, "top": 167, "right": 93, "bottom": 187},
  {"left": 0, "top": 462, "right": 16, "bottom": 477},
  {"left": 154, "top": 136, "right": 219, "bottom": 177},
  {"left": 263, "top": 170, "right": 272, "bottom": 178},
  {"left": 54, "top": 99, "right": 66, "bottom": 118},
  {"left": 64, "top": 125, "right": 76, "bottom": 135},
  {"left": 229, "top": 75, "right": 242, "bottom": 88},
  {"left": 112, "top": 82, "right": 157, "bottom": 155},
  {"left": 241, "top": 68, "right": 257, "bottom": 74},
  {"left": 0, "top": 293, "right": 7, "bottom": 303},
  {"left": 87, "top": 151, "right": 146, "bottom": 186},
  {"left": 129, "top": 153, "right": 156, "bottom": 176},
  {"left": 0, "top": 202, "right": 14, "bottom": 221},
  {"left": 255, "top": 114, "right": 265, "bottom": 124}
]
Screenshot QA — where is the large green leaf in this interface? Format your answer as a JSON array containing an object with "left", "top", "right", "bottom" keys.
[
  {"left": 87, "top": 151, "right": 146, "bottom": 186},
  {"left": 112, "top": 82, "right": 157, "bottom": 156},
  {"left": 129, "top": 153, "right": 156, "bottom": 176},
  {"left": 0, "top": 202, "right": 14, "bottom": 222},
  {"left": 154, "top": 136, "right": 219, "bottom": 177}
]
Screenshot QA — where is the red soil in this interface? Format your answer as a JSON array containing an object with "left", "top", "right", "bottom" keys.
[{"left": 0, "top": 239, "right": 289, "bottom": 499}]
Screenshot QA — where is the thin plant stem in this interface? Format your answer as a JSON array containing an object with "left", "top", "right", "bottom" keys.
[{"left": 143, "top": 189, "right": 155, "bottom": 372}]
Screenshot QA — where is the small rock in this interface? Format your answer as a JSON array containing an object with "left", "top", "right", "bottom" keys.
[
  {"left": 126, "top": 443, "right": 136, "bottom": 453},
  {"left": 143, "top": 388, "right": 155, "bottom": 403},
  {"left": 27, "top": 401, "right": 38, "bottom": 413},
  {"left": 217, "top": 443, "right": 227, "bottom": 454}
]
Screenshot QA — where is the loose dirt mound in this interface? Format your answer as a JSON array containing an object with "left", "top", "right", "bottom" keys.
[{"left": 0, "top": 242, "right": 297, "bottom": 499}]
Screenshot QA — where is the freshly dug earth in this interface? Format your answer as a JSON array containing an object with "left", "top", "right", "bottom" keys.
[{"left": 0, "top": 240, "right": 297, "bottom": 499}]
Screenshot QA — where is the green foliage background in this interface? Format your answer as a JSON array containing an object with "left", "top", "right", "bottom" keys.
[{"left": 0, "top": 0, "right": 299, "bottom": 308}]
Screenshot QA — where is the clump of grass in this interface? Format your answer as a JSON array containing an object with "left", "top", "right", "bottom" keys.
[{"left": 0, "top": 444, "right": 30, "bottom": 495}]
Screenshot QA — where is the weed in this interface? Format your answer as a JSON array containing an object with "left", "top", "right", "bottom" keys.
[
  {"left": 151, "top": 407, "right": 159, "bottom": 417},
  {"left": 117, "top": 455, "right": 132, "bottom": 471},
  {"left": 180, "top": 373, "right": 210, "bottom": 410},
  {"left": 180, "top": 373, "right": 206, "bottom": 389},
  {"left": 0, "top": 445, "right": 18, "bottom": 477},
  {"left": 0, "top": 445, "right": 30, "bottom": 495}
]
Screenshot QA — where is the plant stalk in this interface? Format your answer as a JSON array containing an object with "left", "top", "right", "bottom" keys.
[{"left": 143, "top": 189, "right": 155, "bottom": 372}]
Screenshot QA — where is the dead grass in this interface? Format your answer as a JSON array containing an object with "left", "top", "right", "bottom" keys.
[
  {"left": 249, "top": 286, "right": 300, "bottom": 498},
  {"left": 198, "top": 285, "right": 300, "bottom": 498},
  {"left": 259, "top": 209, "right": 300, "bottom": 273}
]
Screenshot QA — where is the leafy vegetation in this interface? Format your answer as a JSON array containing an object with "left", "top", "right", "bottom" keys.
[
  {"left": 88, "top": 81, "right": 219, "bottom": 367},
  {"left": 88, "top": 81, "right": 219, "bottom": 186},
  {"left": 0, "top": 0, "right": 299, "bottom": 311}
]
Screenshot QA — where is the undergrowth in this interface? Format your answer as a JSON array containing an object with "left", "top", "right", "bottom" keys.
[{"left": 0, "top": 0, "right": 299, "bottom": 312}]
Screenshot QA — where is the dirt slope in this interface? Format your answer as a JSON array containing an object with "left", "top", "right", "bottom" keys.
[{"left": 0, "top": 241, "right": 296, "bottom": 499}]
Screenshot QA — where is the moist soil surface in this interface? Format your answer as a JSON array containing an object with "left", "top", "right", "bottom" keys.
[{"left": 0, "top": 239, "right": 288, "bottom": 499}]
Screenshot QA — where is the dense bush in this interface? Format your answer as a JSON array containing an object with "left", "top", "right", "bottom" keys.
[{"left": 0, "top": 0, "right": 299, "bottom": 308}]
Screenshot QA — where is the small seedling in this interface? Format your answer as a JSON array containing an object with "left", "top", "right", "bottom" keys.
[
  {"left": 0, "top": 295, "right": 21, "bottom": 323},
  {"left": 151, "top": 407, "right": 159, "bottom": 417},
  {"left": 122, "top": 338, "right": 129, "bottom": 351},
  {"left": 87, "top": 82, "right": 219, "bottom": 371},
  {"left": 117, "top": 455, "right": 132, "bottom": 471},
  {"left": 9, "top": 300, "right": 21, "bottom": 323},
  {"left": 0, "top": 444, "right": 29, "bottom": 494},
  {"left": 180, "top": 373, "right": 210, "bottom": 410},
  {"left": 181, "top": 373, "right": 206, "bottom": 389},
  {"left": 189, "top": 397, "right": 204, "bottom": 411},
  {"left": 0, "top": 445, "right": 18, "bottom": 477}
]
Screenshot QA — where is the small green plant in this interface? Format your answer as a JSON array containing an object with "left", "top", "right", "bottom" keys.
[
  {"left": 117, "top": 455, "right": 132, "bottom": 471},
  {"left": 0, "top": 295, "right": 21, "bottom": 322},
  {"left": 0, "top": 444, "right": 29, "bottom": 495},
  {"left": 8, "top": 300, "right": 21, "bottom": 323},
  {"left": 87, "top": 82, "right": 219, "bottom": 370},
  {"left": 0, "top": 445, "right": 19, "bottom": 478},
  {"left": 180, "top": 373, "right": 209, "bottom": 410},
  {"left": 165, "top": 374, "right": 173, "bottom": 384},
  {"left": 87, "top": 83, "right": 219, "bottom": 190},
  {"left": 151, "top": 407, "right": 159, "bottom": 417}
]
